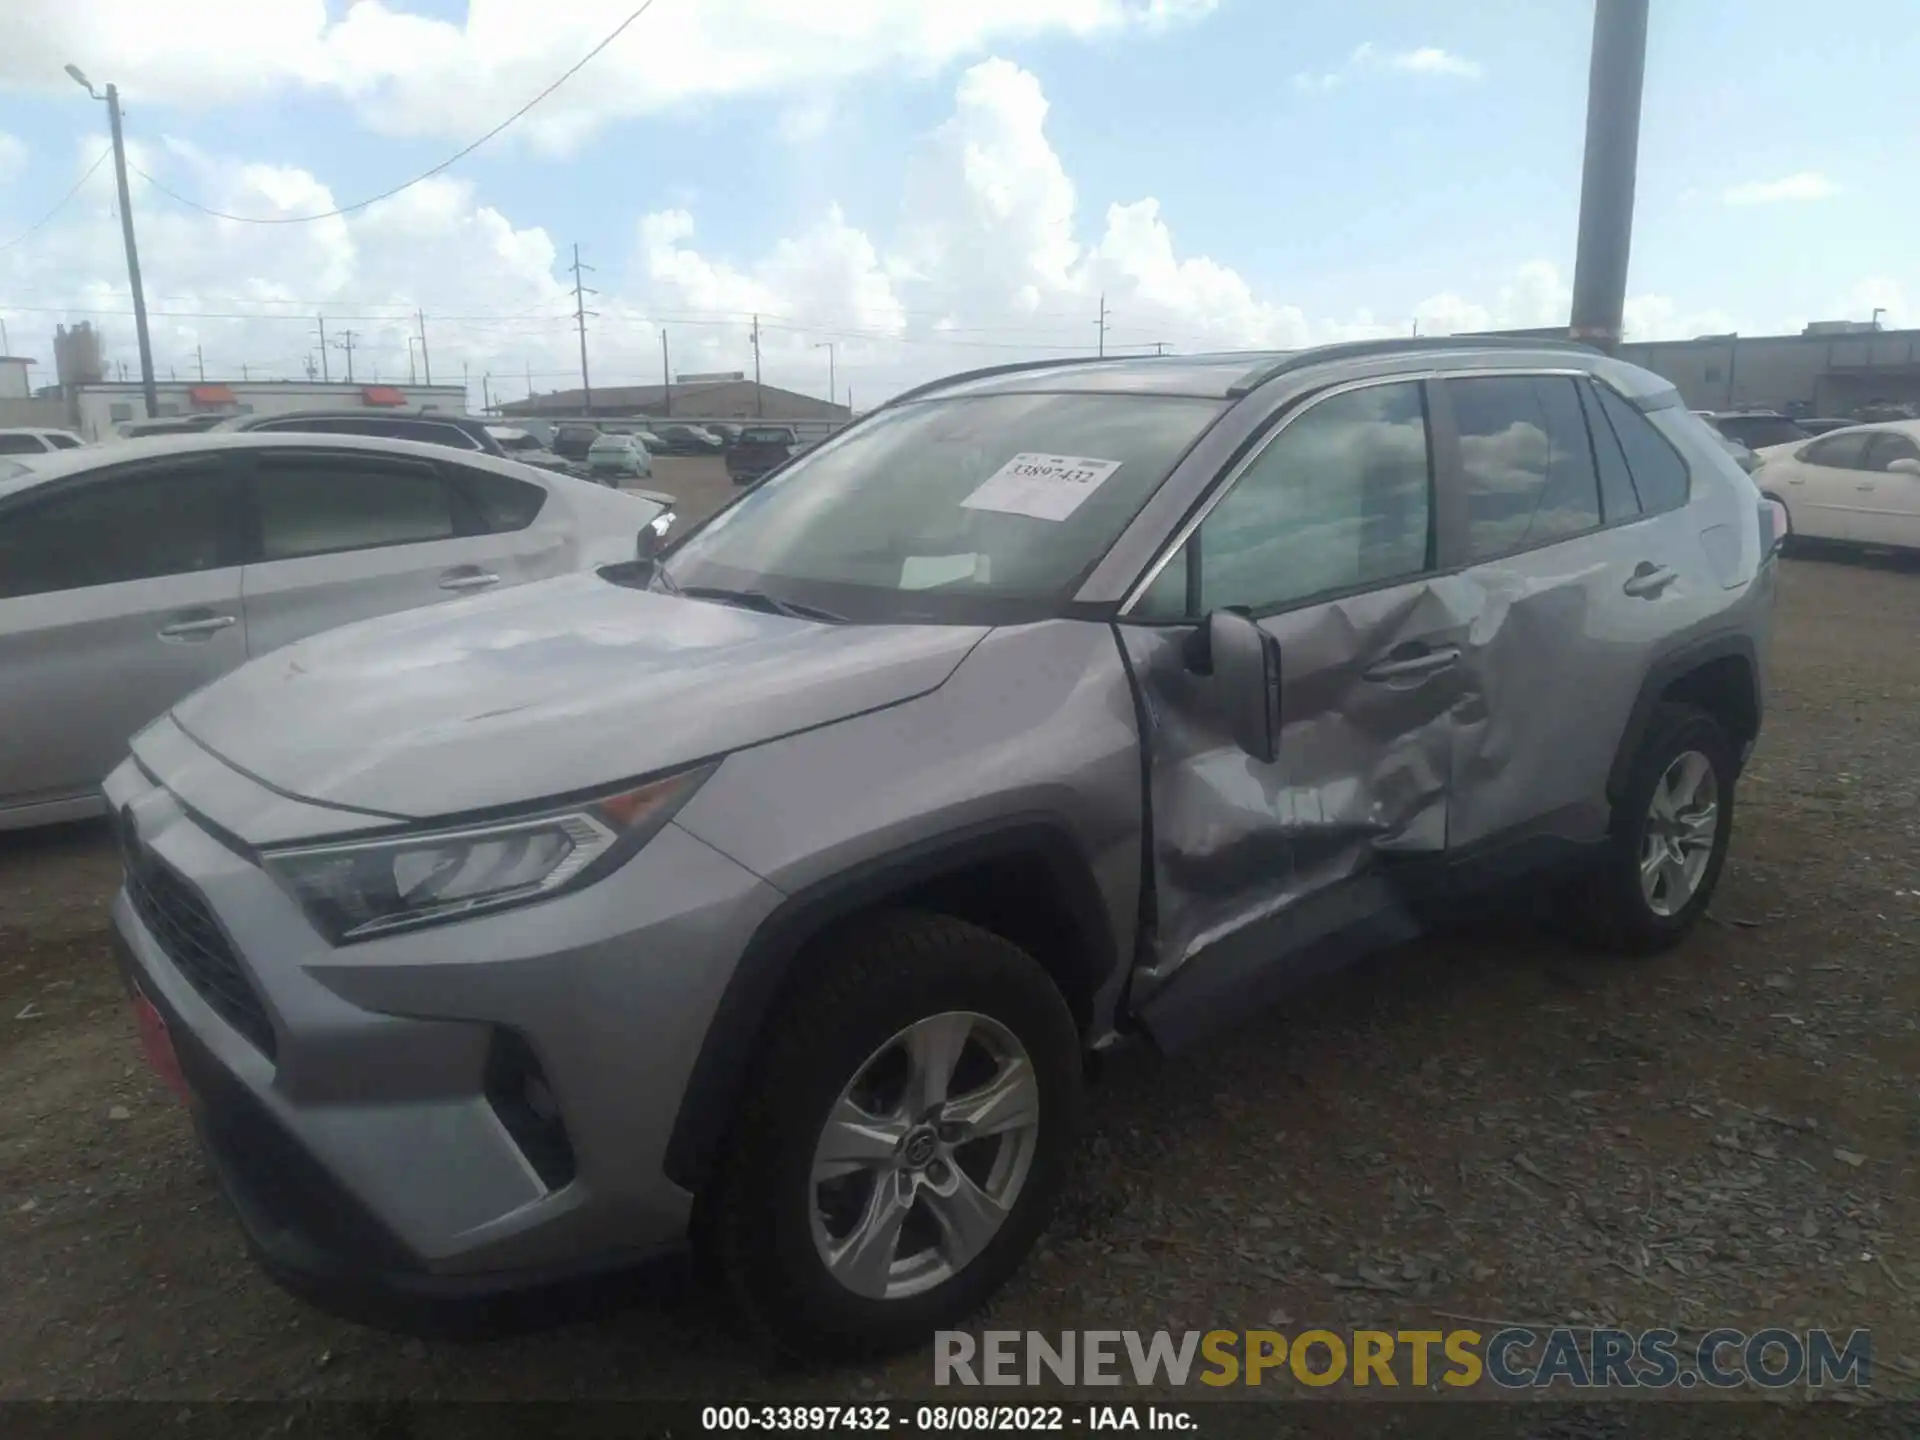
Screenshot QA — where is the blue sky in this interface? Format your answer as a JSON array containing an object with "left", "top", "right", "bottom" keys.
[{"left": 0, "top": 0, "right": 1913, "bottom": 403}]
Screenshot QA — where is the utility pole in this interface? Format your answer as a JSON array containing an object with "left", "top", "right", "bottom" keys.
[
  {"left": 750, "top": 314, "right": 763, "bottom": 416},
  {"left": 661, "top": 330, "right": 672, "bottom": 417},
  {"left": 66, "top": 68, "right": 158, "bottom": 418},
  {"left": 814, "top": 341, "right": 836, "bottom": 410},
  {"left": 525, "top": 358, "right": 533, "bottom": 401},
  {"left": 195, "top": 345, "right": 204, "bottom": 381},
  {"left": 482, "top": 372, "right": 492, "bottom": 415},
  {"left": 416, "top": 310, "right": 432, "bottom": 384},
  {"left": 333, "top": 329, "right": 358, "bottom": 383},
  {"left": 406, "top": 335, "right": 418, "bottom": 385},
  {"left": 316, "top": 316, "right": 330, "bottom": 382},
  {"left": 242, "top": 362, "right": 250, "bottom": 381},
  {"left": 1096, "top": 293, "right": 1109, "bottom": 358},
  {"left": 1149, "top": 341, "right": 1169, "bottom": 356},
  {"left": 570, "top": 243, "right": 597, "bottom": 416},
  {"left": 1568, "top": 0, "right": 1650, "bottom": 356}
]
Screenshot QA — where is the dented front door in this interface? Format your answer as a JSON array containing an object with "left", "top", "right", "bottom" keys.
[{"left": 1116, "top": 377, "right": 1478, "bottom": 1048}]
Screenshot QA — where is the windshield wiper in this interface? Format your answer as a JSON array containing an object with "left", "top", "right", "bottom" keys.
[{"left": 674, "top": 584, "right": 846, "bottom": 624}]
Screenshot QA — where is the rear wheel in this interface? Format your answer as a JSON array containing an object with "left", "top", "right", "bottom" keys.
[
  {"left": 1562, "top": 702, "right": 1736, "bottom": 955},
  {"left": 705, "top": 912, "right": 1083, "bottom": 1360}
]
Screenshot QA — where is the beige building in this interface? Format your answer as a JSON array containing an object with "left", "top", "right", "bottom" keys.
[{"left": 503, "top": 379, "right": 850, "bottom": 423}]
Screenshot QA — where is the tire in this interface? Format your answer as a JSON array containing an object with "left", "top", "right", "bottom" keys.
[
  {"left": 1562, "top": 702, "right": 1737, "bottom": 956},
  {"left": 704, "top": 911, "right": 1083, "bottom": 1360}
]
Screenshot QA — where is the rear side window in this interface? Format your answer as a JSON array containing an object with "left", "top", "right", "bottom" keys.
[
  {"left": 0, "top": 460, "right": 236, "bottom": 598},
  {"left": 1864, "top": 431, "right": 1920, "bottom": 470},
  {"left": 253, "top": 452, "right": 457, "bottom": 560},
  {"left": 1593, "top": 385, "right": 1691, "bottom": 512},
  {"left": 454, "top": 466, "right": 548, "bottom": 531},
  {"left": 1577, "top": 382, "right": 1642, "bottom": 523},
  {"left": 0, "top": 434, "right": 45, "bottom": 455},
  {"left": 47, "top": 434, "right": 81, "bottom": 450},
  {"left": 1448, "top": 376, "right": 1601, "bottom": 560},
  {"left": 1799, "top": 432, "right": 1871, "bottom": 469}
]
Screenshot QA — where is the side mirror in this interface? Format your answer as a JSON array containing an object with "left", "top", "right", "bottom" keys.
[
  {"left": 1185, "top": 609, "right": 1282, "bottom": 763},
  {"left": 1887, "top": 457, "right": 1920, "bottom": 477},
  {"left": 637, "top": 508, "right": 676, "bottom": 561}
]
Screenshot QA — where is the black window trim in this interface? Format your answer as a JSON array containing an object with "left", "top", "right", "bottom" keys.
[
  {"left": 1588, "top": 378, "right": 1694, "bottom": 515},
  {"left": 0, "top": 452, "right": 247, "bottom": 598},
  {"left": 238, "top": 445, "right": 487, "bottom": 565},
  {"left": 1116, "top": 364, "right": 1704, "bottom": 626},
  {"left": 1119, "top": 370, "right": 1446, "bottom": 624}
]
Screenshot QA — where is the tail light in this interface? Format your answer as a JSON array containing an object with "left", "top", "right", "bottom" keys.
[{"left": 1758, "top": 497, "right": 1789, "bottom": 558}]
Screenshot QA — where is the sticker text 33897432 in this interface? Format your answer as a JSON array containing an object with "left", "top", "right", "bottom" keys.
[{"left": 960, "top": 453, "right": 1124, "bottom": 522}]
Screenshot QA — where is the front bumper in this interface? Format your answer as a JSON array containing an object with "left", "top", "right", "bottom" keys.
[{"left": 105, "top": 734, "right": 781, "bottom": 1324}]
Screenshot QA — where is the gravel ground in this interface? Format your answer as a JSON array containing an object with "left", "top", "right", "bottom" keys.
[{"left": 1, "top": 547, "right": 1916, "bottom": 1415}]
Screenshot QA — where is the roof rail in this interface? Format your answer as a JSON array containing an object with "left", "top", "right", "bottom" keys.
[
  {"left": 883, "top": 354, "right": 1127, "bottom": 408},
  {"left": 1225, "top": 333, "right": 1600, "bottom": 397}
]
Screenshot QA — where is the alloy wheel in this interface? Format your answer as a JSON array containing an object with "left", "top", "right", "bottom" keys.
[
  {"left": 807, "top": 1011, "right": 1041, "bottom": 1301},
  {"left": 1639, "top": 749, "right": 1720, "bottom": 917}
]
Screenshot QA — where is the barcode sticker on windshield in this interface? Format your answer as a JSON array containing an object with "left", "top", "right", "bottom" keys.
[{"left": 960, "top": 453, "right": 1124, "bottom": 522}]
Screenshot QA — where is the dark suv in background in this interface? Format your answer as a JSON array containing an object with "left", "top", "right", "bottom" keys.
[
  {"left": 725, "top": 424, "right": 798, "bottom": 484},
  {"left": 217, "top": 409, "right": 509, "bottom": 458}
]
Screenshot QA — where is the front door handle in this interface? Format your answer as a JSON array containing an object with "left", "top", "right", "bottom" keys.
[
  {"left": 439, "top": 570, "right": 501, "bottom": 592},
  {"left": 1622, "top": 563, "right": 1678, "bottom": 599},
  {"left": 1362, "top": 643, "right": 1460, "bottom": 684},
  {"left": 157, "top": 614, "right": 237, "bottom": 640}
]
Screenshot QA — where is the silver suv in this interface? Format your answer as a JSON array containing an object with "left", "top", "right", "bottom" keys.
[{"left": 106, "top": 339, "right": 1779, "bottom": 1358}]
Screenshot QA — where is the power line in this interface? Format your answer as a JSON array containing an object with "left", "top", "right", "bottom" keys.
[
  {"left": 126, "top": 0, "right": 660, "bottom": 226},
  {"left": 0, "top": 149, "right": 111, "bottom": 253}
]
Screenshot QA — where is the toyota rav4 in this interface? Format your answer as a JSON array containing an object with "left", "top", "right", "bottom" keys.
[{"left": 106, "top": 338, "right": 1778, "bottom": 1359}]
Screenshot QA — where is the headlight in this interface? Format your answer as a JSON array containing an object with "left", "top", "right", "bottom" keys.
[{"left": 262, "top": 767, "right": 712, "bottom": 943}]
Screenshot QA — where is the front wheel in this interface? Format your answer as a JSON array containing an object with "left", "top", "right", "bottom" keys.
[
  {"left": 1561, "top": 702, "right": 1737, "bottom": 955},
  {"left": 705, "top": 912, "right": 1083, "bottom": 1360}
]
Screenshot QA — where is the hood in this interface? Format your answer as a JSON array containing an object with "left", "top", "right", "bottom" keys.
[{"left": 170, "top": 571, "right": 988, "bottom": 819}]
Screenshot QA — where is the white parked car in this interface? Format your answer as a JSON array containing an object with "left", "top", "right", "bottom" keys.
[
  {"left": 0, "top": 426, "right": 86, "bottom": 456},
  {"left": 0, "top": 432, "right": 673, "bottom": 830},
  {"left": 1752, "top": 420, "right": 1920, "bottom": 549},
  {"left": 586, "top": 431, "right": 654, "bottom": 482}
]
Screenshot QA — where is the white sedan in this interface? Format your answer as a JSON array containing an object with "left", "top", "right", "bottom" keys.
[
  {"left": 0, "top": 431, "right": 673, "bottom": 830},
  {"left": 0, "top": 426, "right": 86, "bottom": 456},
  {"left": 1752, "top": 420, "right": 1920, "bottom": 550}
]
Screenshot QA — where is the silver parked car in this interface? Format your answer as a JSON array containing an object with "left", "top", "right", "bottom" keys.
[
  {"left": 106, "top": 340, "right": 1777, "bottom": 1358},
  {"left": 586, "top": 430, "right": 654, "bottom": 482},
  {"left": 1, "top": 432, "right": 671, "bottom": 831}
]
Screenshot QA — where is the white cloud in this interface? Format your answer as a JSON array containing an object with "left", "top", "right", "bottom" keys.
[
  {"left": 1294, "top": 40, "right": 1483, "bottom": 92},
  {"left": 0, "top": 131, "right": 26, "bottom": 183},
  {"left": 0, "top": 56, "right": 1817, "bottom": 411},
  {"left": 3, "top": 0, "right": 1218, "bottom": 154},
  {"left": 1720, "top": 172, "right": 1838, "bottom": 205}
]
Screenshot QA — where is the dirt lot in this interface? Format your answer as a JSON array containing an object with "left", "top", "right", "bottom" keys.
[{"left": 1, "top": 547, "right": 1917, "bottom": 1412}]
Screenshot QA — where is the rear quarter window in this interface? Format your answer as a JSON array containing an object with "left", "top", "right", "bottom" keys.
[
  {"left": 1594, "top": 384, "right": 1691, "bottom": 513},
  {"left": 452, "top": 466, "right": 548, "bottom": 532}
]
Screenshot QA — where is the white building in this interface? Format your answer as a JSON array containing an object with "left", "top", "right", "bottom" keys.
[
  {"left": 0, "top": 356, "right": 34, "bottom": 400},
  {"left": 70, "top": 380, "right": 471, "bottom": 441}
]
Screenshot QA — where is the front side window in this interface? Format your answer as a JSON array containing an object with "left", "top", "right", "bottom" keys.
[
  {"left": 254, "top": 453, "right": 457, "bottom": 560},
  {"left": 0, "top": 460, "right": 234, "bottom": 599},
  {"left": 1449, "top": 375, "right": 1601, "bottom": 561},
  {"left": 1135, "top": 381, "right": 1432, "bottom": 618},
  {"left": 1799, "top": 431, "right": 1873, "bottom": 471},
  {"left": 47, "top": 434, "right": 80, "bottom": 450},
  {"left": 0, "top": 434, "right": 47, "bottom": 455},
  {"left": 662, "top": 392, "right": 1222, "bottom": 622}
]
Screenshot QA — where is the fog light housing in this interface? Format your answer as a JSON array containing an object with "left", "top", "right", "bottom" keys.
[{"left": 484, "top": 1029, "right": 576, "bottom": 1190}]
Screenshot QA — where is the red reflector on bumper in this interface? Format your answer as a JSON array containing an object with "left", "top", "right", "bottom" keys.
[{"left": 132, "top": 992, "right": 191, "bottom": 1107}]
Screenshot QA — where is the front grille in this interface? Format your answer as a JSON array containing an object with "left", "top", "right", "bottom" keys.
[{"left": 120, "top": 815, "right": 277, "bottom": 1060}]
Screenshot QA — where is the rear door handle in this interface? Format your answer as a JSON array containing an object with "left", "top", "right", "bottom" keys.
[
  {"left": 157, "top": 614, "right": 237, "bottom": 640},
  {"left": 1362, "top": 644, "right": 1460, "bottom": 683},
  {"left": 1622, "top": 564, "right": 1678, "bottom": 599},
  {"left": 439, "top": 570, "right": 501, "bottom": 592}
]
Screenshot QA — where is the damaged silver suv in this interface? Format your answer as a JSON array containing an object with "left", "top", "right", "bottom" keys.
[{"left": 106, "top": 338, "right": 1779, "bottom": 1359}]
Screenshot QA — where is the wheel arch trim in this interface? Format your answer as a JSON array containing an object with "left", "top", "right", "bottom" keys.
[
  {"left": 663, "top": 815, "right": 1118, "bottom": 1192},
  {"left": 1605, "top": 631, "right": 1762, "bottom": 806}
]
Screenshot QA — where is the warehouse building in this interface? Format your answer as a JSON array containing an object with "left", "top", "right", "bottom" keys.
[{"left": 502, "top": 378, "right": 850, "bottom": 423}]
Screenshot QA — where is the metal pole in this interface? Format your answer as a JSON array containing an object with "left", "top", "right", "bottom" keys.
[
  {"left": 105, "top": 85, "right": 159, "bottom": 418},
  {"left": 317, "top": 316, "right": 329, "bottom": 382},
  {"left": 196, "top": 345, "right": 204, "bottom": 382},
  {"left": 1568, "top": 0, "right": 1649, "bottom": 356},
  {"left": 416, "top": 310, "right": 432, "bottom": 384},
  {"left": 571, "top": 244, "right": 596, "bottom": 417},
  {"left": 661, "top": 329, "right": 672, "bottom": 417},
  {"left": 751, "top": 314, "right": 763, "bottom": 416}
]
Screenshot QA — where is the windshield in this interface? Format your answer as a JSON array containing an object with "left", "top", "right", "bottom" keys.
[
  {"left": 660, "top": 392, "right": 1221, "bottom": 623},
  {"left": 589, "top": 435, "right": 629, "bottom": 450},
  {"left": 488, "top": 428, "right": 542, "bottom": 451},
  {"left": 741, "top": 427, "right": 793, "bottom": 444},
  {"left": 1720, "top": 415, "right": 1809, "bottom": 449}
]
